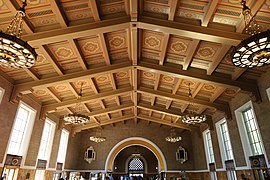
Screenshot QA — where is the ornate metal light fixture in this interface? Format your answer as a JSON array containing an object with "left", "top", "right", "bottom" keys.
[
  {"left": 182, "top": 83, "right": 206, "bottom": 124},
  {"left": 63, "top": 83, "right": 90, "bottom": 124},
  {"left": 231, "top": 0, "right": 270, "bottom": 68},
  {"left": 90, "top": 128, "right": 106, "bottom": 143},
  {"left": 0, "top": 0, "right": 37, "bottom": 69},
  {"left": 165, "top": 116, "right": 181, "bottom": 143}
]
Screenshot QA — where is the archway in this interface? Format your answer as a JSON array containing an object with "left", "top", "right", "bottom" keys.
[{"left": 105, "top": 137, "right": 167, "bottom": 172}]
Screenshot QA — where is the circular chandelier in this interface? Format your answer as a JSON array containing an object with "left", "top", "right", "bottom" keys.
[
  {"left": 165, "top": 127, "right": 181, "bottom": 143},
  {"left": 90, "top": 128, "right": 106, "bottom": 143},
  {"left": 232, "top": 30, "right": 270, "bottom": 68},
  {"left": 63, "top": 113, "right": 90, "bottom": 124},
  {"left": 0, "top": 0, "right": 37, "bottom": 69},
  {"left": 63, "top": 83, "right": 90, "bottom": 124},
  {"left": 182, "top": 83, "right": 207, "bottom": 125},
  {"left": 231, "top": 0, "right": 270, "bottom": 68}
]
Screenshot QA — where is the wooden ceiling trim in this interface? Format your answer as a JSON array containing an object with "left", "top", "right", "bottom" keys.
[
  {"left": 73, "top": 114, "right": 135, "bottom": 132},
  {"left": 69, "top": 39, "right": 88, "bottom": 70},
  {"left": 159, "top": 33, "right": 170, "bottom": 65},
  {"left": 91, "top": 116, "right": 101, "bottom": 124},
  {"left": 0, "top": 69, "right": 14, "bottom": 84},
  {"left": 110, "top": 74, "right": 117, "bottom": 90},
  {"left": 168, "top": 0, "right": 179, "bottom": 21},
  {"left": 5, "top": 0, "right": 34, "bottom": 33},
  {"left": 210, "top": 86, "right": 226, "bottom": 102},
  {"left": 116, "top": 96, "right": 121, "bottom": 106},
  {"left": 165, "top": 100, "right": 172, "bottom": 109},
  {"left": 37, "top": 46, "right": 64, "bottom": 76},
  {"left": 130, "top": 0, "right": 138, "bottom": 21},
  {"left": 100, "top": 100, "right": 106, "bottom": 109},
  {"left": 151, "top": 96, "right": 156, "bottom": 106},
  {"left": 137, "top": 62, "right": 261, "bottom": 102},
  {"left": 89, "top": 78, "right": 99, "bottom": 94},
  {"left": 201, "top": 0, "right": 219, "bottom": 27},
  {"left": 67, "top": 82, "right": 79, "bottom": 97},
  {"left": 132, "top": 67, "right": 138, "bottom": 117},
  {"left": 124, "top": 0, "right": 130, "bottom": 16},
  {"left": 172, "top": 78, "right": 183, "bottom": 94},
  {"left": 47, "top": 87, "right": 62, "bottom": 103},
  {"left": 66, "top": 107, "right": 73, "bottom": 114},
  {"left": 181, "top": 103, "right": 189, "bottom": 113},
  {"left": 232, "top": 68, "right": 246, "bottom": 80},
  {"left": 183, "top": 39, "right": 200, "bottom": 70},
  {"left": 154, "top": 73, "right": 161, "bottom": 90},
  {"left": 138, "top": 17, "right": 248, "bottom": 46},
  {"left": 89, "top": 0, "right": 101, "bottom": 21},
  {"left": 50, "top": 0, "right": 69, "bottom": 28},
  {"left": 192, "top": 83, "right": 204, "bottom": 98},
  {"left": 24, "top": 68, "right": 40, "bottom": 81},
  {"left": 40, "top": 87, "right": 133, "bottom": 113},
  {"left": 82, "top": 103, "right": 91, "bottom": 113},
  {"left": 99, "top": 33, "right": 111, "bottom": 65},
  {"left": 197, "top": 107, "right": 207, "bottom": 114},
  {"left": 138, "top": 114, "right": 197, "bottom": 131},
  {"left": 236, "top": 0, "right": 265, "bottom": 33},
  {"left": 23, "top": 17, "right": 130, "bottom": 46},
  {"left": 130, "top": 26, "right": 138, "bottom": 65},
  {"left": 138, "top": 86, "right": 232, "bottom": 119},
  {"left": 207, "top": 45, "right": 231, "bottom": 75}
]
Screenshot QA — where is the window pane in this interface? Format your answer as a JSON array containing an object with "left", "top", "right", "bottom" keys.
[{"left": 57, "top": 130, "right": 69, "bottom": 163}]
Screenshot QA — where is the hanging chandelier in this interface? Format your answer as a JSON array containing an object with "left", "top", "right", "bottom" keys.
[
  {"left": 0, "top": 0, "right": 37, "bottom": 69},
  {"left": 90, "top": 128, "right": 106, "bottom": 143},
  {"left": 63, "top": 83, "right": 90, "bottom": 124},
  {"left": 165, "top": 116, "right": 181, "bottom": 143},
  {"left": 182, "top": 83, "right": 207, "bottom": 125},
  {"left": 231, "top": 0, "right": 270, "bottom": 68}
]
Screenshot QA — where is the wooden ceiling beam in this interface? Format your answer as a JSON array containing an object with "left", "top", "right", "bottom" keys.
[
  {"left": 236, "top": 0, "right": 265, "bottom": 33},
  {"left": 183, "top": 39, "right": 200, "bottom": 70},
  {"left": 181, "top": 103, "right": 189, "bottom": 113},
  {"left": 41, "top": 87, "right": 132, "bottom": 112},
  {"left": 69, "top": 39, "right": 88, "bottom": 70},
  {"left": 232, "top": 68, "right": 246, "bottom": 80},
  {"left": 154, "top": 73, "right": 161, "bottom": 90},
  {"left": 37, "top": 46, "right": 64, "bottom": 76},
  {"left": 91, "top": 116, "right": 100, "bottom": 124},
  {"left": 129, "top": 0, "right": 138, "bottom": 21},
  {"left": 138, "top": 16, "right": 248, "bottom": 46},
  {"left": 138, "top": 86, "right": 232, "bottom": 119},
  {"left": 192, "top": 83, "right": 204, "bottom": 98},
  {"left": 89, "top": 0, "right": 101, "bottom": 21},
  {"left": 86, "top": 103, "right": 133, "bottom": 117},
  {"left": 47, "top": 87, "right": 62, "bottom": 103},
  {"left": 201, "top": 0, "right": 219, "bottom": 27},
  {"left": 138, "top": 114, "right": 197, "bottom": 132},
  {"left": 24, "top": 68, "right": 40, "bottom": 81},
  {"left": 172, "top": 78, "right": 182, "bottom": 94},
  {"left": 168, "top": 0, "right": 179, "bottom": 21},
  {"left": 137, "top": 62, "right": 261, "bottom": 102},
  {"left": 210, "top": 87, "right": 226, "bottom": 102},
  {"left": 110, "top": 74, "right": 117, "bottom": 90},
  {"left": 207, "top": 45, "right": 231, "bottom": 75},
  {"left": 159, "top": 33, "right": 170, "bottom": 65},
  {"left": 50, "top": 0, "right": 69, "bottom": 27},
  {"left": 88, "top": 78, "right": 99, "bottom": 94},
  {"left": 23, "top": 17, "right": 130, "bottom": 46},
  {"left": 73, "top": 115, "right": 135, "bottom": 132},
  {"left": 67, "top": 83, "right": 79, "bottom": 97},
  {"left": 124, "top": 0, "right": 130, "bottom": 16},
  {"left": 130, "top": 26, "right": 138, "bottom": 65},
  {"left": 151, "top": 97, "right": 156, "bottom": 106},
  {"left": 99, "top": 33, "right": 111, "bottom": 65}
]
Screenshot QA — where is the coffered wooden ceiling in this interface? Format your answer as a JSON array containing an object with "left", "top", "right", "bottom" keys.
[{"left": 1, "top": 0, "right": 270, "bottom": 134}]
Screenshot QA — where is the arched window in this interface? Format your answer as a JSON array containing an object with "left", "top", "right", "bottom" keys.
[{"left": 128, "top": 157, "right": 144, "bottom": 171}]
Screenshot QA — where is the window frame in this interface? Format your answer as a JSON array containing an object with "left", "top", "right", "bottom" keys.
[
  {"left": 37, "top": 118, "right": 56, "bottom": 166},
  {"left": 5, "top": 101, "right": 37, "bottom": 166},
  {"left": 235, "top": 100, "right": 269, "bottom": 168},
  {"left": 0, "top": 86, "right": 5, "bottom": 104},
  {"left": 266, "top": 87, "right": 270, "bottom": 101},
  {"left": 203, "top": 129, "right": 215, "bottom": 165},
  {"left": 56, "top": 129, "right": 69, "bottom": 166}
]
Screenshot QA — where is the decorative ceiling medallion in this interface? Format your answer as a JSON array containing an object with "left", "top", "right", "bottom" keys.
[
  {"left": 228, "top": 0, "right": 241, "bottom": 4},
  {"left": 225, "top": 89, "right": 237, "bottom": 95},
  {"left": 97, "top": 75, "right": 108, "bottom": 82},
  {"left": 55, "top": 47, "right": 73, "bottom": 59},
  {"left": 171, "top": 41, "right": 188, "bottom": 53},
  {"left": 183, "top": 80, "right": 195, "bottom": 87},
  {"left": 162, "top": 76, "right": 174, "bottom": 82},
  {"left": 203, "top": 84, "right": 216, "bottom": 91},
  {"left": 116, "top": 71, "right": 127, "bottom": 78},
  {"left": 109, "top": 36, "right": 125, "bottom": 49},
  {"left": 143, "top": 72, "right": 154, "bottom": 78},
  {"left": 36, "top": 54, "right": 47, "bottom": 64},
  {"left": 55, "top": 85, "right": 67, "bottom": 91},
  {"left": 197, "top": 47, "right": 216, "bottom": 58},
  {"left": 28, "top": 0, "right": 40, "bottom": 5},
  {"left": 34, "top": 90, "right": 47, "bottom": 96},
  {"left": 145, "top": 36, "right": 161, "bottom": 48},
  {"left": 83, "top": 42, "right": 99, "bottom": 53}
]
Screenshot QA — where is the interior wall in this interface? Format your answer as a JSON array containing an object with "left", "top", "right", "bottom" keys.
[{"left": 65, "top": 120, "right": 197, "bottom": 171}]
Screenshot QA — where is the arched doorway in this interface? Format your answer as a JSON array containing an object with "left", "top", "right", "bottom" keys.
[{"left": 105, "top": 137, "right": 167, "bottom": 172}]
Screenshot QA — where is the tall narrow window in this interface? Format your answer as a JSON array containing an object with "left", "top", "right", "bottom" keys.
[
  {"left": 57, "top": 129, "right": 69, "bottom": 164},
  {"left": 216, "top": 119, "right": 237, "bottom": 180},
  {"left": 7, "top": 102, "right": 36, "bottom": 156},
  {"left": 203, "top": 130, "right": 217, "bottom": 180},
  {"left": 242, "top": 107, "right": 264, "bottom": 155},
  {"left": 266, "top": 87, "right": 270, "bottom": 101},
  {"left": 0, "top": 87, "right": 4, "bottom": 104}
]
